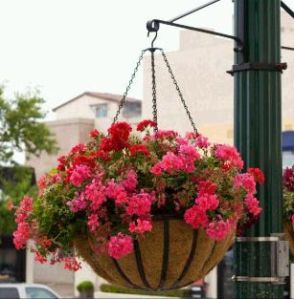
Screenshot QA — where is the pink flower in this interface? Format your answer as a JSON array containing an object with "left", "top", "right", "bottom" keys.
[
  {"left": 195, "top": 134, "right": 210, "bottom": 148},
  {"left": 176, "top": 136, "right": 189, "bottom": 146},
  {"left": 105, "top": 180, "right": 128, "bottom": 205},
  {"left": 137, "top": 120, "right": 157, "bottom": 132},
  {"left": 197, "top": 180, "right": 217, "bottom": 196},
  {"left": 206, "top": 219, "right": 231, "bottom": 240},
  {"left": 126, "top": 193, "right": 153, "bottom": 216},
  {"left": 248, "top": 168, "right": 265, "bottom": 184},
  {"left": 84, "top": 177, "right": 106, "bottom": 210},
  {"left": 214, "top": 144, "right": 244, "bottom": 169},
  {"left": 185, "top": 132, "right": 198, "bottom": 140},
  {"left": 184, "top": 205, "right": 208, "bottom": 229},
  {"left": 19, "top": 196, "right": 33, "bottom": 213},
  {"left": 107, "top": 233, "right": 133, "bottom": 259},
  {"left": 69, "top": 165, "right": 92, "bottom": 187},
  {"left": 155, "top": 130, "right": 178, "bottom": 139},
  {"left": 195, "top": 194, "right": 219, "bottom": 211},
  {"left": 291, "top": 215, "right": 294, "bottom": 224},
  {"left": 13, "top": 222, "right": 30, "bottom": 249},
  {"left": 70, "top": 143, "right": 85, "bottom": 154},
  {"left": 161, "top": 152, "right": 183, "bottom": 173},
  {"left": 244, "top": 194, "right": 262, "bottom": 216},
  {"left": 234, "top": 173, "right": 256, "bottom": 193},
  {"left": 122, "top": 170, "right": 138, "bottom": 191},
  {"left": 67, "top": 192, "right": 87, "bottom": 213},
  {"left": 87, "top": 214, "right": 100, "bottom": 232},
  {"left": 178, "top": 145, "right": 200, "bottom": 173},
  {"left": 150, "top": 164, "right": 162, "bottom": 176},
  {"left": 15, "top": 196, "right": 33, "bottom": 225},
  {"left": 34, "top": 251, "right": 47, "bottom": 264},
  {"left": 129, "top": 219, "right": 152, "bottom": 234},
  {"left": 62, "top": 257, "right": 81, "bottom": 271}
]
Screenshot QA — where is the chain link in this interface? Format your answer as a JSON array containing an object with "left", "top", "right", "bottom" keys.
[
  {"left": 150, "top": 51, "right": 158, "bottom": 132},
  {"left": 112, "top": 49, "right": 147, "bottom": 124},
  {"left": 160, "top": 49, "right": 198, "bottom": 134},
  {"left": 113, "top": 47, "right": 198, "bottom": 135}
]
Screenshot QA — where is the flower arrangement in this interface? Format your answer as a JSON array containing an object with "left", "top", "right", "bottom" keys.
[
  {"left": 283, "top": 165, "right": 294, "bottom": 224},
  {"left": 13, "top": 120, "right": 263, "bottom": 272},
  {"left": 282, "top": 165, "right": 294, "bottom": 254}
]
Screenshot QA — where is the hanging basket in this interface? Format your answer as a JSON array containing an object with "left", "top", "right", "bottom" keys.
[
  {"left": 75, "top": 218, "right": 235, "bottom": 290},
  {"left": 284, "top": 221, "right": 294, "bottom": 255},
  {"left": 13, "top": 45, "right": 263, "bottom": 291}
]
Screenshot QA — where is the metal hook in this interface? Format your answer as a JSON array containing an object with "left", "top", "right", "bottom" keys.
[{"left": 148, "top": 31, "right": 158, "bottom": 48}]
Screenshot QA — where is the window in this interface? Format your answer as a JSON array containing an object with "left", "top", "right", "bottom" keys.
[
  {"left": 122, "top": 102, "right": 141, "bottom": 118},
  {"left": 0, "top": 288, "right": 20, "bottom": 299},
  {"left": 95, "top": 104, "right": 108, "bottom": 118},
  {"left": 26, "top": 287, "right": 58, "bottom": 299},
  {"left": 283, "top": 151, "right": 294, "bottom": 169},
  {"left": 282, "top": 131, "right": 294, "bottom": 169}
]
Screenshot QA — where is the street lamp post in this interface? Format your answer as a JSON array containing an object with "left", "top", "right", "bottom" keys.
[{"left": 234, "top": 0, "right": 287, "bottom": 298}]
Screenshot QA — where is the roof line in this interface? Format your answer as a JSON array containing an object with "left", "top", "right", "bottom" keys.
[{"left": 52, "top": 91, "right": 141, "bottom": 112}]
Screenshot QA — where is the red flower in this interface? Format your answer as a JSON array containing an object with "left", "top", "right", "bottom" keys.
[
  {"left": 57, "top": 155, "right": 66, "bottom": 171},
  {"left": 108, "top": 122, "right": 132, "bottom": 140},
  {"left": 248, "top": 168, "right": 265, "bottom": 184},
  {"left": 129, "top": 144, "right": 150, "bottom": 156},
  {"left": 283, "top": 167, "right": 294, "bottom": 191},
  {"left": 89, "top": 129, "right": 99, "bottom": 138},
  {"left": 70, "top": 144, "right": 86, "bottom": 155},
  {"left": 72, "top": 155, "right": 96, "bottom": 169},
  {"left": 137, "top": 120, "right": 157, "bottom": 132},
  {"left": 95, "top": 150, "right": 110, "bottom": 161},
  {"left": 100, "top": 122, "right": 132, "bottom": 152}
]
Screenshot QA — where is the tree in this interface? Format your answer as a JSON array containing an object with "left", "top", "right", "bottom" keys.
[
  {"left": 0, "top": 87, "right": 57, "bottom": 234},
  {"left": 0, "top": 87, "right": 57, "bottom": 164}
]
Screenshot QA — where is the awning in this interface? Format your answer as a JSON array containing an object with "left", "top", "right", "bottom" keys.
[{"left": 282, "top": 131, "right": 294, "bottom": 151}]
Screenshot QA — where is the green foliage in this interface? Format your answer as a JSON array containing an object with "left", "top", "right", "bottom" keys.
[
  {"left": 0, "top": 166, "right": 37, "bottom": 234},
  {"left": 100, "top": 283, "right": 191, "bottom": 297},
  {"left": 77, "top": 281, "right": 94, "bottom": 292},
  {"left": 0, "top": 87, "right": 57, "bottom": 164},
  {"left": 0, "top": 86, "right": 58, "bottom": 234}
]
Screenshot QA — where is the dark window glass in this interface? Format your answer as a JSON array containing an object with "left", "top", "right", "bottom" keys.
[{"left": 0, "top": 287, "right": 20, "bottom": 299}]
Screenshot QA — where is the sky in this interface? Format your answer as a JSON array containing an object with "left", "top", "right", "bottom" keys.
[{"left": 0, "top": 0, "right": 293, "bottom": 119}]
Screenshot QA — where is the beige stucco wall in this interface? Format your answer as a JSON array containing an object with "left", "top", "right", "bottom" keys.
[
  {"left": 26, "top": 118, "right": 94, "bottom": 179},
  {"left": 54, "top": 94, "right": 117, "bottom": 120}
]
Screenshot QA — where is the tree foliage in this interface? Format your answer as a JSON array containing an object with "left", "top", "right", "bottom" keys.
[
  {"left": 0, "top": 87, "right": 57, "bottom": 234},
  {"left": 0, "top": 87, "right": 57, "bottom": 164}
]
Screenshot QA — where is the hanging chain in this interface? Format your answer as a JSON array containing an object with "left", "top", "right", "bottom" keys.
[
  {"left": 112, "top": 49, "right": 147, "bottom": 124},
  {"left": 160, "top": 49, "right": 198, "bottom": 134},
  {"left": 112, "top": 47, "right": 198, "bottom": 135},
  {"left": 150, "top": 50, "right": 158, "bottom": 132}
]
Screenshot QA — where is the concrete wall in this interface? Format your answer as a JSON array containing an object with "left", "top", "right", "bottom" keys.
[
  {"left": 26, "top": 118, "right": 94, "bottom": 179},
  {"left": 54, "top": 94, "right": 117, "bottom": 120}
]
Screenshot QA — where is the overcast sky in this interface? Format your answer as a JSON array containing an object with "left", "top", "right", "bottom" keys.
[{"left": 0, "top": 0, "right": 293, "bottom": 118}]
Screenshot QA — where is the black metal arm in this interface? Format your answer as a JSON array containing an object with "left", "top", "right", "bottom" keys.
[
  {"left": 168, "top": 0, "right": 220, "bottom": 23},
  {"left": 281, "top": 1, "right": 294, "bottom": 18},
  {"left": 146, "top": 19, "right": 243, "bottom": 49}
]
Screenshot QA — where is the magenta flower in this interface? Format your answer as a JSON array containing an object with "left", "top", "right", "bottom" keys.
[
  {"left": 69, "top": 164, "right": 92, "bottom": 187},
  {"left": 129, "top": 219, "right": 153, "bottom": 234},
  {"left": 206, "top": 219, "right": 231, "bottom": 240},
  {"left": 107, "top": 233, "right": 133, "bottom": 259}
]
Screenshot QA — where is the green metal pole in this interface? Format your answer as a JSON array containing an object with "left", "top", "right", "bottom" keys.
[{"left": 234, "top": 1, "right": 284, "bottom": 298}]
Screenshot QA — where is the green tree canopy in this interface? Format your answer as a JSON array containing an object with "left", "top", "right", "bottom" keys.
[
  {"left": 0, "top": 87, "right": 57, "bottom": 164},
  {"left": 0, "top": 87, "right": 57, "bottom": 234}
]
